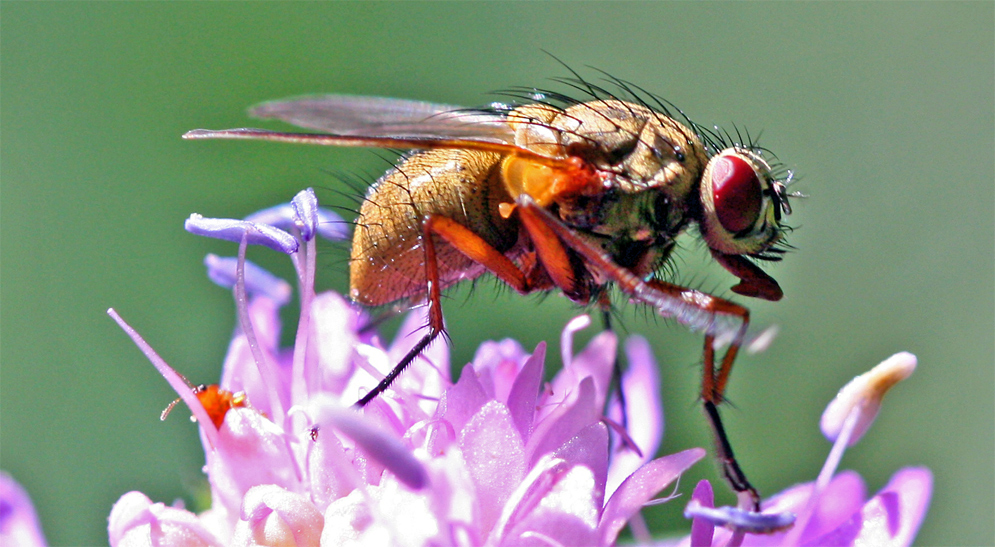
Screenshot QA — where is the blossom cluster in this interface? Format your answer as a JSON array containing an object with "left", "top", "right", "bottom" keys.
[
  {"left": 0, "top": 188, "right": 932, "bottom": 547},
  {"left": 105, "top": 189, "right": 702, "bottom": 546}
]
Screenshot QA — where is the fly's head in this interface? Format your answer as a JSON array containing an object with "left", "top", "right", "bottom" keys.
[
  {"left": 696, "top": 146, "right": 796, "bottom": 301},
  {"left": 699, "top": 148, "right": 792, "bottom": 257}
]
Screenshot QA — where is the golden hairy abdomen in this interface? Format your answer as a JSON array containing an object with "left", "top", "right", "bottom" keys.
[{"left": 349, "top": 149, "right": 518, "bottom": 306}]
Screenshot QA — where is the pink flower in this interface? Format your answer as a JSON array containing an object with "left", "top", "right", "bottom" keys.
[
  {"left": 1, "top": 472, "right": 48, "bottom": 547},
  {"left": 108, "top": 189, "right": 705, "bottom": 546},
  {"left": 667, "top": 353, "right": 933, "bottom": 547}
]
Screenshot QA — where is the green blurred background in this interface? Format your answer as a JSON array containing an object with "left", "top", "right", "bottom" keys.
[{"left": 2, "top": 3, "right": 992, "bottom": 545}]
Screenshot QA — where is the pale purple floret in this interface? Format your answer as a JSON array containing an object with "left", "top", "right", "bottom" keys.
[
  {"left": 185, "top": 214, "right": 299, "bottom": 254},
  {"left": 108, "top": 190, "right": 931, "bottom": 546},
  {"left": 109, "top": 190, "right": 704, "bottom": 546},
  {"left": 108, "top": 492, "right": 220, "bottom": 547},
  {"left": 665, "top": 353, "right": 932, "bottom": 547},
  {"left": 1, "top": 472, "right": 47, "bottom": 547}
]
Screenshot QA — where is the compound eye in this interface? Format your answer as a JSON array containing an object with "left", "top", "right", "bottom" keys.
[
  {"left": 711, "top": 155, "right": 762, "bottom": 234},
  {"left": 700, "top": 149, "right": 782, "bottom": 256}
]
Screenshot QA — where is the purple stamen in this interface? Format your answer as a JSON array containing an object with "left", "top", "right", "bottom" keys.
[
  {"left": 315, "top": 404, "right": 428, "bottom": 490},
  {"left": 107, "top": 308, "right": 219, "bottom": 449},
  {"left": 291, "top": 188, "right": 318, "bottom": 241},
  {"left": 560, "top": 314, "right": 591, "bottom": 370},
  {"left": 246, "top": 198, "right": 349, "bottom": 242},
  {"left": 185, "top": 214, "right": 298, "bottom": 254},
  {"left": 233, "top": 236, "right": 287, "bottom": 423},
  {"left": 291, "top": 234, "right": 317, "bottom": 405},
  {"left": 684, "top": 500, "right": 795, "bottom": 534}
]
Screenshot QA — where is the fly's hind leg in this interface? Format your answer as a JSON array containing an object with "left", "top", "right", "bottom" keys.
[{"left": 355, "top": 214, "right": 532, "bottom": 407}]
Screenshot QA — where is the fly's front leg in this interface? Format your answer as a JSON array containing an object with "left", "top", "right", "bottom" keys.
[
  {"left": 517, "top": 198, "right": 761, "bottom": 511},
  {"left": 597, "top": 297, "right": 630, "bottom": 433},
  {"left": 356, "top": 214, "right": 534, "bottom": 407},
  {"left": 647, "top": 280, "right": 760, "bottom": 511}
]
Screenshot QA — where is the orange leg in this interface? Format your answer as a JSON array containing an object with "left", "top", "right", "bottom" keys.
[
  {"left": 518, "top": 198, "right": 761, "bottom": 511},
  {"left": 426, "top": 216, "right": 530, "bottom": 293},
  {"left": 647, "top": 280, "right": 758, "bottom": 510},
  {"left": 710, "top": 248, "right": 783, "bottom": 302},
  {"left": 516, "top": 204, "right": 580, "bottom": 297}
]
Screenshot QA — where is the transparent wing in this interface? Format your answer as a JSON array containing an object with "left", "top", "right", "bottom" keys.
[
  {"left": 185, "top": 95, "right": 576, "bottom": 168},
  {"left": 249, "top": 94, "right": 517, "bottom": 143}
]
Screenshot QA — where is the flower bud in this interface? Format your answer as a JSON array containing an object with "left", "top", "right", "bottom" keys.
[
  {"left": 821, "top": 352, "right": 917, "bottom": 446},
  {"left": 231, "top": 486, "right": 323, "bottom": 547},
  {"left": 108, "top": 491, "right": 221, "bottom": 547}
]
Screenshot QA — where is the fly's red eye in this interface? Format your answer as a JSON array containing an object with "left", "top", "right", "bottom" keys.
[{"left": 711, "top": 155, "right": 762, "bottom": 234}]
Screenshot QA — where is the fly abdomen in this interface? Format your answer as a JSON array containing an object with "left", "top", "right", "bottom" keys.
[{"left": 350, "top": 148, "right": 518, "bottom": 306}]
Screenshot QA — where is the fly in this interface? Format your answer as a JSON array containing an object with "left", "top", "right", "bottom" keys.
[{"left": 184, "top": 72, "right": 799, "bottom": 512}]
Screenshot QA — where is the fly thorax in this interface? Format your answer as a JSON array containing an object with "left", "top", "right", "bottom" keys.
[
  {"left": 616, "top": 116, "right": 707, "bottom": 201},
  {"left": 556, "top": 101, "right": 651, "bottom": 163}
]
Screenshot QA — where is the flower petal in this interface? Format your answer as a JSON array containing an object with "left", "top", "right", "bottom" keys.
[
  {"left": 1, "top": 472, "right": 47, "bottom": 547},
  {"left": 546, "top": 326, "right": 615, "bottom": 421},
  {"left": 437, "top": 365, "right": 490, "bottom": 438},
  {"left": 505, "top": 342, "right": 546, "bottom": 443},
  {"left": 552, "top": 422, "right": 610, "bottom": 509},
  {"left": 207, "top": 409, "right": 302, "bottom": 516},
  {"left": 689, "top": 480, "right": 715, "bottom": 547},
  {"left": 321, "top": 479, "right": 440, "bottom": 547},
  {"left": 599, "top": 448, "right": 706, "bottom": 545},
  {"left": 606, "top": 336, "right": 663, "bottom": 500},
  {"left": 564, "top": 330, "right": 617, "bottom": 411},
  {"left": 460, "top": 401, "right": 527, "bottom": 534},
  {"left": 790, "top": 470, "right": 867, "bottom": 543},
  {"left": 472, "top": 338, "right": 530, "bottom": 402},
  {"left": 807, "top": 467, "right": 932, "bottom": 547},
  {"left": 502, "top": 464, "right": 601, "bottom": 547},
  {"left": 527, "top": 377, "right": 600, "bottom": 466},
  {"left": 487, "top": 455, "right": 570, "bottom": 544},
  {"left": 108, "top": 491, "right": 221, "bottom": 547},
  {"left": 309, "top": 292, "right": 362, "bottom": 392},
  {"left": 305, "top": 424, "right": 359, "bottom": 512}
]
